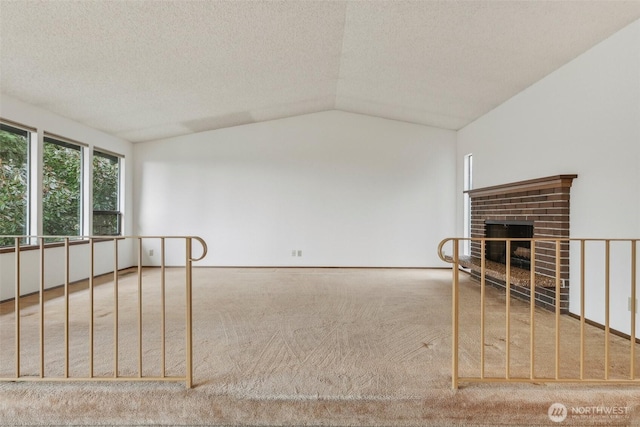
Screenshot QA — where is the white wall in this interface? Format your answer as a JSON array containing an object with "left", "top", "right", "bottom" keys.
[
  {"left": 134, "top": 111, "right": 456, "bottom": 267},
  {"left": 0, "top": 95, "right": 135, "bottom": 299},
  {"left": 0, "top": 241, "right": 132, "bottom": 300},
  {"left": 456, "top": 20, "right": 640, "bottom": 334}
]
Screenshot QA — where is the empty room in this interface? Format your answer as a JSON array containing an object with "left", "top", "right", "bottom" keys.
[{"left": 1, "top": 1, "right": 639, "bottom": 426}]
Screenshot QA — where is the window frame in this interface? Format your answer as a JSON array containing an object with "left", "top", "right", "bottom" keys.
[
  {"left": 0, "top": 122, "right": 32, "bottom": 245},
  {"left": 42, "top": 135, "right": 85, "bottom": 240},
  {"left": 92, "top": 148, "right": 123, "bottom": 236},
  {"left": 0, "top": 118, "right": 126, "bottom": 249},
  {"left": 463, "top": 153, "right": 473, "bottom": 256}
]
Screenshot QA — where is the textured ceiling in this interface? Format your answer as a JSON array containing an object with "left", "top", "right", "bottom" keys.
[{"left": 1, "top": 1, "right": 640, "bottom": 143}]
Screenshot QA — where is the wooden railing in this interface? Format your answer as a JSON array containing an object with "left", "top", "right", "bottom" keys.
[
  {"left": 0, "top": 235, "right": 207, "bottom": 388},
  {"left": 438, "top": 237, "right": 639, "bottom": 389}
]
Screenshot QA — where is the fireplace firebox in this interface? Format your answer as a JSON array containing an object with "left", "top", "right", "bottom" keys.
[{"left": 485, "top": 220, "right": 534, "bottom": 270}]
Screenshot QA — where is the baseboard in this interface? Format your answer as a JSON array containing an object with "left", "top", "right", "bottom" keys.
[
  {"left": 567, "top": 312, "right": 640, "bottom": 344},
  {"left": 190, "top": 265, "right": 450, "bottom": 269},
  {"left": 0, "top": 266, "right": 137, "bottom": 304}
]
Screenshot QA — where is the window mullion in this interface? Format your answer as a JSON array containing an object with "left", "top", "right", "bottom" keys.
[
  {"left": 119, "top": 157, "right": 125, "bottom": 235},
  {"left": 83, "top": 147, "right": 92, "bottom": 237},
  {"left": 30, "top": 130, "right": 44, "bottom": 243}
]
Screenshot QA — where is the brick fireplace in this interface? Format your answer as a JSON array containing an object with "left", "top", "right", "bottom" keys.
[{"left": 466, "top": 175, "right": 577, "bottom": 312}]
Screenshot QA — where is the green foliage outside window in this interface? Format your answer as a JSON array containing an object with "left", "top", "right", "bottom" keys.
[
  {"left": 93, "top": 152, "right": 120, "bottom": 235},
  {"left": 0, "top": 125, "right": 28, "bottom": 246},
  {"left": 42, "top": 138, "right": 82, "bottom": 239},
  {"left": 1, "top": 127, "right": 123, "bottom": 246}
]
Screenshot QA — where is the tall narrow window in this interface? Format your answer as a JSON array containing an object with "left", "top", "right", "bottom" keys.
[
  {"left": 0, "top": 123, "right": 30, "bottom": 246},
  {"left": 43, "top": 137, "right": 83, "bottom": 239},
  {"left": 463, "top": 154, "right": 473, "bottom": 255},
  {"left": 92, "top": 150, "right": 122, "bottom": 235}
]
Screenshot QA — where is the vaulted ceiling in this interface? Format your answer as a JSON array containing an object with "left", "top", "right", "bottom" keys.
[{"left": 2, "top": 1, "right": 639, "bottom": 143}]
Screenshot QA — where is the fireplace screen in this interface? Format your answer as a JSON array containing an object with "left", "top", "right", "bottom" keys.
[{"left": 485, "top": 221, "right": 534, "bottom": 270}]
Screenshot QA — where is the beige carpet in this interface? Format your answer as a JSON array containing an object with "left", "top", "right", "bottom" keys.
[{"left": 0, "top": 267, "right": 639, "bottom": 426}]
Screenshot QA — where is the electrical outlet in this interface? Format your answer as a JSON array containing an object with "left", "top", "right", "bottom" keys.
[
  {"left": 297, "top": 250, "right": 302, "bottom": 257},
  {"left": 149, "top": 249, "right": 154, "bottom": 256},
  {"left": 292, "top": 250, "right": 296, "bottom": 257},
  {"left": 628, "top": 297, "right": 638, "bottom": 313}
]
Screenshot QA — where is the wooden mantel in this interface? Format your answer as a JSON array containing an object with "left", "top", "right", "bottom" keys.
[{"left": 466, "top": 174, "right": 578, "bottom": 198}]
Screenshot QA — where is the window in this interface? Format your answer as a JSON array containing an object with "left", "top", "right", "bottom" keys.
[
  {"left": 1, "top": 119, "right": 124, "bottom": 246},
  {"left": 0, "top": 123, "right": 30, "bottom": 246},
  {"left": 42, "top": 137, "right": 83, "bottom": 239},
  {"left": 93, "top": 150, "right": 121, "bottom": 235},
  {"left": 463, "top": 153, "right": 473, "bottom": 255}
]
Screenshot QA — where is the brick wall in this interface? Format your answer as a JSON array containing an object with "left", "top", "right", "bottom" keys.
[{"left": 467, "top": 175, "right": 577, "bottom": 312}]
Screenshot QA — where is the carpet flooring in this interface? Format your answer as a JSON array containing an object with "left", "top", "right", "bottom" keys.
[{"left": 0, "top": 267, "right": 639, "bottom": 426}]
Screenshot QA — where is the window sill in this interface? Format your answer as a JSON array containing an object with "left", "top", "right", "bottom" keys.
[{"left": 0, "top": 237, "right": 121, "bottom": 254}]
